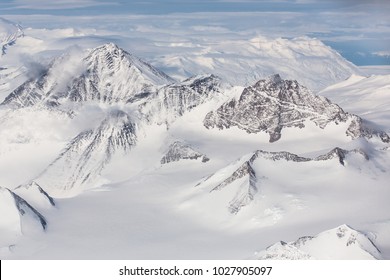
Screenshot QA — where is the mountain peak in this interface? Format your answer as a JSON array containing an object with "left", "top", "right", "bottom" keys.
[
  {"left": 256, "top": 224, "right": 382, "bottom": 260},
  {"left": 2, "top": 43, "right": 175, "bottom": 108},
  {"left": 204, "top": 75, "right": 348, "bottom": 142},
  {"left": 161, "top": 141, "right": 210, "bottom": 164},
  {"left": 0, "top": 18, "right": 23, "bottom": 55},
  {"left": 204, "top": 75, "right": 389, "bottom": 143},
  {"left": 265, "top": 74, "right": 283, "bottom": 85},
  {"left": 35, "top": 110, "right": 137, "bottom": 197},
  {"left": 88, "top": 43, "right": 126, "bottom": 66}
]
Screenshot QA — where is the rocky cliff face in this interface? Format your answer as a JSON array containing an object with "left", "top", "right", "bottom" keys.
[{"left": 204, "top": 74, "right": 389, "bottom": 143}]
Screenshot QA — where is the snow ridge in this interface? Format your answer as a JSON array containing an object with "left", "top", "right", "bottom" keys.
[
  {"left": 0, "top": 18, "right": 23, "bottom": 55},
  {"left": 14, "top": 181, "right": 55, "bottom": 209},
  {"left": 0, "top": 186, "right": 47, "bottom": 234},
  {"left": 196, "top": 148, "right": 370, "bottom": 214},
  {"left": 256, "top": 224, "right": 382, "bottom": 260}
]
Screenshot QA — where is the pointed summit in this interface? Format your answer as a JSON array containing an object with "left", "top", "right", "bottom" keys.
[
  {"left": 34, "top": 110, "right": 137, "bottom": 197},
  {"left": 2, "top": 43, "right": 175, "bottom": 108}
]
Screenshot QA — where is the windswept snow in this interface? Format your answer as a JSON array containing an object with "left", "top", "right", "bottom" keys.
[{"left": 319, "top": 74, "right": 390, "bottom": 131}]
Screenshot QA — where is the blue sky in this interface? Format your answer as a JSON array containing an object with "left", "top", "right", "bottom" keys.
[{"left": 1, "top": 0, "right": 389, "bottom": 65}]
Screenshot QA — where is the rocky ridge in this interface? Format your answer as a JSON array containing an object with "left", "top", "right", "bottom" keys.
[
  {"left": 204, "top": 74, "right": 389, "bottom": 143},
  {"left": 196, "top": 148, "right": 370, "bottom": 214}
]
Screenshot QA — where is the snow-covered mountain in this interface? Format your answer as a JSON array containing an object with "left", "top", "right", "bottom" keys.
[
  {"left": 255, "top": 224, "right": 382, "bottom": 260},
  {"left": 1, "top": 41, "right": 389, "bottom": 259},
  {"left": 0, "top": 18, "right": 26, "bottom": 103},
  {"left": 153, "top": 36, "right": 361, "bottom": 91},
  {"left": 204, "top": 74, "right": 389, "bottom": 143},
  {"left": 193, "top": 147, "right": 374, "bottom": 215},
  {"left": 161, "top": 141, "right": 210, "bottom": 164},
  {"left": 0, "top": 18, "right": 23, "bottom": 55},
  {"left": 34, "top": 110, "right": 137, "bottom": 197},
  {"left": 138, "top": 74, "right": 224, "bottom": 125},
  {"left": 2, "top": 43, "right": 175, "bottom": 108}
]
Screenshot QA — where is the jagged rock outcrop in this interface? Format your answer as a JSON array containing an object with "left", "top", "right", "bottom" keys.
[
  {"left": 1, "top": 43, "right": 175, "bottom": 108},
  {"left": 161, "top": 141, "right": 209, "bottom": 164},
  {"left": 315, "top": 147, "right": 369, "bottom": 166},
  {"left": 345, "top": 115, "right": 390, "bottom": 143},
  {"left": 35, "top": 110, "right": 137, "bottom": 196},
  {"left": 256, "top": 224, "right": 382, "bottom": 260},
  {"left": 204, "top": 74, "right": 389, "bottom": 143}
]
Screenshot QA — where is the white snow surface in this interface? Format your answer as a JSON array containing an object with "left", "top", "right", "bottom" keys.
[
  {"left": 152, "top": 36, "right": 361, "bottom": 92},
  {"left": 255, "top": 224, "right": 382, "bottom": 260},
  {"left": 13, "top": 181, "right": 55, "bottom": 210},
  {"left": 319, "top": 74, "right": 390, "bottom": 130}
]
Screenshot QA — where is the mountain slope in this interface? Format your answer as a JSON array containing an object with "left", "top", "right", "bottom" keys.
[
  {"left": 34, "top": 110, "right": 137, "bottom": 197},
  {"left": 204, "top": 74, "right": 389, "bottom": 143},
  {"left": 161, "top": 141, "right": 209, "bottom": 164},
  {"left": 0, "top": 18, "right": 23, "bottom": 55},
  {"left": 1, "top": 43, "right": 175, "bottom": 108},
  {"left": 256, "top": 224, "right": 382, "bottom": 260},
  {"left": 193, "top": 147, "right": 375, "bottom": 215},
  {"left": 0, "top": 186, "right": 47, "bottom": 236},
  {"left": 14, "top": 181, "right": 55, "bottom": 210},
  {"left": 319, "top": 74, "right": 390, "bottom": 130},
  {"left": 138, "top": 74, "right": 224, "bottom": 125},
  {"left": 153, "top": 36, "right": 361, "bottom": 92}
]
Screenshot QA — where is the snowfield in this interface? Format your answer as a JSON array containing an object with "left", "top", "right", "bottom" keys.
[{"left": 0, "top": 18, "right": 389, "bottom": 260}]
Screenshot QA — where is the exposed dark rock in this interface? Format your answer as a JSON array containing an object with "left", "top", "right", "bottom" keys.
[
  {"left": 204, "top": 74, "right": 389, "bottom": 143},
  {"left": 161, "top": 141, "right": 210, "bottom": 164}
]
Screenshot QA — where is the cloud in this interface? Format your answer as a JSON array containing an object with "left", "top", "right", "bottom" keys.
[
  {"left": 373, "top": 51, "right": 390, "bottom": 57},
  {"left": 11, "top": 0, "right": 114, "bottom": 10}
]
